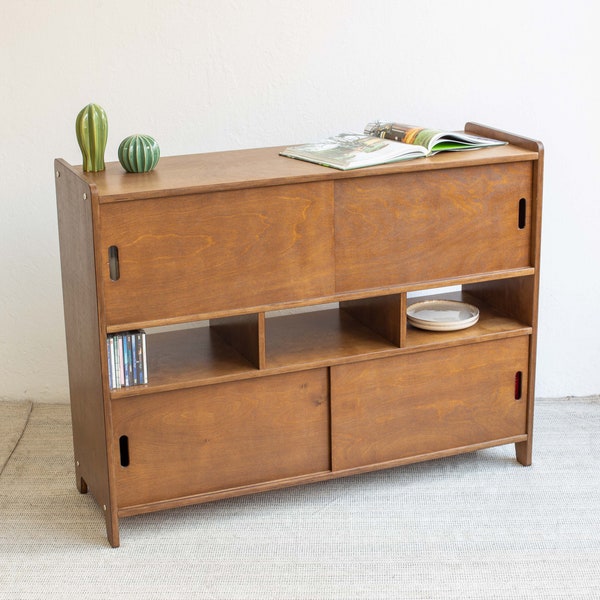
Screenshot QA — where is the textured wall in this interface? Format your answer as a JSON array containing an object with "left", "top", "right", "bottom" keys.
[{"left": 1, "top": 0, "right": 598, "bottom": 401}]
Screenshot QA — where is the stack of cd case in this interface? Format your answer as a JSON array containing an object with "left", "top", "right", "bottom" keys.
[{"left": 106, "top": 330, "right": 148, "bottom": 389}]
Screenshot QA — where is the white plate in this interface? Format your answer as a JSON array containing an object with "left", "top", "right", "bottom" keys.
[{"left": 407, "top": 299, "right": 479, "bottom": 331}]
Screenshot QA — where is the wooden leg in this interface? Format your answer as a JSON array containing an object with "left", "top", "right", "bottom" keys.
[
  {"left": 105, "top": 504, "right": 120, "bottom": 548},
  {"left": 75, "top": 471, "right": 120, "bottom": 546},
  {"left": 515, "top": 440, "right": 532, "bottom": 466},
  {"left": 77, "top": 475, "right": 88, "bottom": 494}
]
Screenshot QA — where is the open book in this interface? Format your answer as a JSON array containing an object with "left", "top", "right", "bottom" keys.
[
  {"left": 279, "top": 133, "right": 427, "bottom": 170},
  {"left": 364, "top": 122, "right": 507, "bottom": 155}
]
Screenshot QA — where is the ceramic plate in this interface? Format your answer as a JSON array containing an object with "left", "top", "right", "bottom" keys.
[{"left": 407, "top": 299, "right": 479, "bottom": 331}]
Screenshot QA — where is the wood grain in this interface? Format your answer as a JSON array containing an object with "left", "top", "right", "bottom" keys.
[
  {"left": 335, "top": 162, "right": 533, "bottom": 291},
  {"left": 55, "top": 160, "right": 119, "bottom": 546},
  {"left": 331, "top": 336, "right": 529, "bottom": 471},
  {"left": 98, "top": 182, "right": 335, "bottom": 327},
  {"left": 112, "top": 369, "right": 330, "bottom": 507},
  {"left": 55, "top": 124, "right": 543, "bottom": 546}
]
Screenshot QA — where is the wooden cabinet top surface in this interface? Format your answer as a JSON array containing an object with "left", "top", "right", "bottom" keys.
[{"left": 63, "top": 136, "right": 539, "bottom": 203}]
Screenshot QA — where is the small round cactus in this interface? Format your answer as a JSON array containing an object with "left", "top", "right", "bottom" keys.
[{"left": 118, "top": 134, "right": 160, "bottom": 173}]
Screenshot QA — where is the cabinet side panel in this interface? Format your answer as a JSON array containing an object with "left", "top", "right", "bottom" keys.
[
  {"left": 55, "top": 161, "right": 113, "bottom": 523},
  {"left": 462, "top": 130, "right": 542, "bottom": 466}
]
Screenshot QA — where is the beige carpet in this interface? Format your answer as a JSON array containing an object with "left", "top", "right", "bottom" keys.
[
  {"left": 0, "top": 398, "right": 599, "bottom": 599},
  {"left": 0, "top": 400, "right": 32, "bottom": 473}
]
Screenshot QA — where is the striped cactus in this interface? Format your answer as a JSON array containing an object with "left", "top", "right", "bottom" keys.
[
  {"left": 75, "top": 103, "right": 108, "bottom": 172},
  {"left": 118, "top": 134, "right": 160, "bottom": 173}
]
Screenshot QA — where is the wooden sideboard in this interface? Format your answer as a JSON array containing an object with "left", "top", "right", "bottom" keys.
[{"left": 55, "top": 123, "right": 543, "bottom": 546}]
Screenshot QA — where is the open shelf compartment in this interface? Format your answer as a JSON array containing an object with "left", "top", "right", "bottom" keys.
[
  {"left": 110, "top": 320, "right": 259, "bottom": 398},
  {"left": 265, "top": 300, "right": 402, "bottom": 370},
  {"left": 110, "top": 278, "right": 535, "bottom": 398},
  {"left": 405, "top": 287, "right": 532, "bottom": 350}
]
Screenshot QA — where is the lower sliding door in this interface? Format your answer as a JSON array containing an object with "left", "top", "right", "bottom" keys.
[
  {"left": 112, "top": 369, "right": 331, "bottom": 508},
  {"left": 331, "top": 336, "right": 529, "bottom": 471}
]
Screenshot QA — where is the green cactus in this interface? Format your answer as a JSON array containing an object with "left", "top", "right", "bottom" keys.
[
  {"left": 75, "top": 103, "right": 108, "bottom": 172},
  {"left": 118, "top": 134, "right": 160, "bottom": 173}
]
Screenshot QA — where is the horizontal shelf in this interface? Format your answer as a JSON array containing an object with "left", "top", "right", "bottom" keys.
[
  {"left": 110, "top": 288, "right": 532, "bottom": 398},
  {"left": 105, "top": 267, "right": 536, "bottom": 333}
]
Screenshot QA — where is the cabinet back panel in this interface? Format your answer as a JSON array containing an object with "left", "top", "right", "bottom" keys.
[
  {"left": 335, "top": 162, "right": 533, "bottom": 291},
  {"left": 112, "top": 369, "right": 330, "bottom": 507},
  {"left": 331, "top": 336, "right": 529, "bottom": 470},
  {"left": 98, "top": 182, "right": 334, "bottom": 326}
]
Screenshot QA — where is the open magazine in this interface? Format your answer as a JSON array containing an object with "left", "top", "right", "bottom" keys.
[
  {"left": 364, "top": 122, "right": 506, "bottom": 155},
  {"left": 279, "top": 133, "right": 427, "bottom": 171}
]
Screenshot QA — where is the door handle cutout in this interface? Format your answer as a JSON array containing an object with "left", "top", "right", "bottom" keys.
[
  {"left": 119, "top": 435, "right": 130, "bottom": 467},
  {"left": 514, "top": 371, "right": 523, "bottom": 400},
  {"left": 109, "top": 246, "right": 120, "bottom": 281},
  {"left": 518, "top": 198, "right": 527, "bottom": 229}
]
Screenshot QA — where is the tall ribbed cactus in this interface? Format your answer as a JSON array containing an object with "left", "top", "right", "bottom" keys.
[{"left": 75, "top": 103, "right": 108, "bottom": 172}]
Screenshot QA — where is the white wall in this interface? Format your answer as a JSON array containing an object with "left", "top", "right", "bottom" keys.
[{"left": 1, "top": 0, "right": 598, "bottom": 402}]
